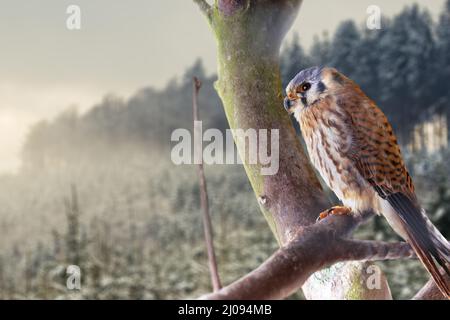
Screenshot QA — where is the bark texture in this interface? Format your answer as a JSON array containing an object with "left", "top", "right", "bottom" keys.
[{"left": 194, "top": 0, "right": 396, "bottom": 299}]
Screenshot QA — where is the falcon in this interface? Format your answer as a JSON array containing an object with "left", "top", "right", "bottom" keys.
[{"left": 283, "top": 66, "right": 450, "bottom": 298}]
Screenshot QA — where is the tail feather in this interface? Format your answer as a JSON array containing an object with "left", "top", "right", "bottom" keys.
[{"left": 386, "top": 192, "right": 450, "bottom": 299}]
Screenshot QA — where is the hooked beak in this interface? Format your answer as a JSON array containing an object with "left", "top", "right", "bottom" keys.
[{"left": 283, "top": 96, "right": 297, "bottom": 114}]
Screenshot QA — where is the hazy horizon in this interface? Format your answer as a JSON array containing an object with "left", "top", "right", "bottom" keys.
[{"left": 0, "top": 0, "right": 446, "bottom": 173}]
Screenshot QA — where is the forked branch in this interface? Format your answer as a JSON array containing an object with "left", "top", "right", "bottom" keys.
[
  {"left": 192, "top": 0, "right": 424, "bottom": 301},
  {"left": 199, "top": 214, "right": 414, "bottom": 300}
]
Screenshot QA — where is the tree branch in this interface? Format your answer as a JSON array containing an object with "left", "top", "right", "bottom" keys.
[
  {"left": 199, "top": 214, "right": 414, "bottom": 300},
  {"left": 194, "top": 0, "right": 396, "bottom": 300},
  {"left": 413, "top": 275, "right": 449, "bottom": 300},
  {"left": 340, "top": 239, "right": 415, "bottom": 261},
  {"left": 193, "top": 0, "right": 212, "bottom": 20}
]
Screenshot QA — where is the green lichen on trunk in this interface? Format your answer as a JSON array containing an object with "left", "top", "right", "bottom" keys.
[
  {"left": 345, "top": 262, "right": 392, "bottom": 300},
  {"left": 196, "top": 0, "right": 392, "bottom": 300},
  {"left": 205, "top": 0, "right": 329, "bottom": 244},
  {"left": 212, "top": 5, "right": 287, "bottom": 237}
]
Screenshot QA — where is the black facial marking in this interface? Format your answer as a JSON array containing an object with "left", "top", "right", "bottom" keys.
[
  {"left": 301, "top": 97, "right": 307, "bottom": 106},
  {"left": 317, "top": 81, "right": 326, "bottom": 93}
]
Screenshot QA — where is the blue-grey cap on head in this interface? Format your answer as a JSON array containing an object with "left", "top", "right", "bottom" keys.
[
  {"left": 286, "top": 66, "right": 324, "bottom": 93},
  {"left": 284, "top": 66, "right": 327, "bottom": 112}
]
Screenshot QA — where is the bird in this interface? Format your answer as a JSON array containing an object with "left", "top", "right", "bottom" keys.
[{"left": 283, "top": 66, "right": 450, "bottom": 298}]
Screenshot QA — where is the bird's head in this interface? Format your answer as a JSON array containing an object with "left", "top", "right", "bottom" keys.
[{"left": 284, "top": 66, "right": 345, "bottom": 114}]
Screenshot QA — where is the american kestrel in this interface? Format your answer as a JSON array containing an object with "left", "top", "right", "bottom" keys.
[{"left": 284, "top": 66, "right": 450, "bottom": 298}]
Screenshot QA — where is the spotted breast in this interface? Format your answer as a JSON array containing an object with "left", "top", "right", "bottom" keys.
[{"left": 294, "top": 94, "right": 379, "bottom": 214}]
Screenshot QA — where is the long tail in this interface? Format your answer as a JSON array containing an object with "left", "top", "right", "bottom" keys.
[{"left": 386, "top": 192, "right": 450, "bottom": 298}]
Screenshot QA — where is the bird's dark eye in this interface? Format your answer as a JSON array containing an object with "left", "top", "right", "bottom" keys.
[{"left": 301, "top": 82, "right": 311, "bottom": 92}]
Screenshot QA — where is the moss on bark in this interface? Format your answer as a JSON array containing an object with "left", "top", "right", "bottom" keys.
[{"left": 195, "top": 0, "right": 392, "bottom": 300}]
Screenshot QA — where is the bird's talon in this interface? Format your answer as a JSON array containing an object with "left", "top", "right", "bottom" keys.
[{"left": 316, "top": 206, "right": 352, "bottom": 222}]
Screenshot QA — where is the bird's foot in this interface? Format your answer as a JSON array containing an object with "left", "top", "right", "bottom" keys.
[{"left": 316, "top": 206, "right": 352, "bottom": 222}]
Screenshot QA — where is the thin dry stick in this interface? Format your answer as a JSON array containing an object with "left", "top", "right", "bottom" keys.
[{"left": 193, "top": 76, "right": 222, "bottom": 292}]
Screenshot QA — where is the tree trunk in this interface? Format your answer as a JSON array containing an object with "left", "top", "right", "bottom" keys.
[{"left": 196, "top": 0, "right": 392, "bottom": 299}]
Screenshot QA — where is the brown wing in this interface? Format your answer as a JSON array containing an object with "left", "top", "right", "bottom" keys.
[
  {"left": 338, "top": 89, "right": 450, "bottom": 298},
  {"left": 345, "top": 96, "right": 415, "bottom": 200}
]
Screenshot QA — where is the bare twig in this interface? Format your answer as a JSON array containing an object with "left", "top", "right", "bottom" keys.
[
  {"left": 193, "top": 77, "right": 222, "bottom": 292},
  {"left": 199, "top": 214, "right": 414, "bottom": 300},
  {"left": 193, "top": 0, "right": 212, "bottom": 20}
]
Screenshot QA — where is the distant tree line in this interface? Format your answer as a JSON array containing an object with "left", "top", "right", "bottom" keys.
[
  {"left": 22, "top": 2, "right": 450, "bottom": 170},
  {"left": 21, "top": 61, "right": 225, "bottom": 169},
  {"left": 282, "top": 2, "right": 450, "bottom": 142},
  {"left": 3, "top": 2, "right": 450, "bottom": 300}
]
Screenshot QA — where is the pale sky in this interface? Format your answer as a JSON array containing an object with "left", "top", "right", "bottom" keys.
[{"left": 0, "top": 0, "right": 446, "bottom": 173}]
